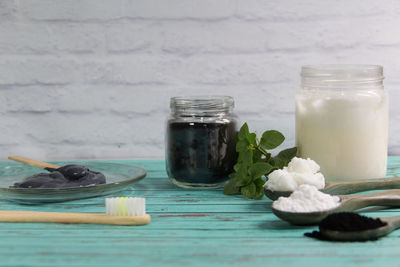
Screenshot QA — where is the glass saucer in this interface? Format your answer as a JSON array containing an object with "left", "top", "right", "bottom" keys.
[{"left": 0, "top": 161, "right": 146, "bottom": 203}]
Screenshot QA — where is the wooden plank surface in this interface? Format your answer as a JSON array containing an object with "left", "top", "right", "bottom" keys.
[{"left": 0, "top": 157, "right": 400, "bottom": 266}]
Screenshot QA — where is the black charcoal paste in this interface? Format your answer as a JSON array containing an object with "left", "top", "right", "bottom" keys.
[
  {"left": 305, "top": 212, "right": 387, "bottom": 241},
  {"left": 166, "top": 121, "right": 237, "bottom": 184},
  {"left": 11, "top": 165, "right": 106, "bottom": 189}
]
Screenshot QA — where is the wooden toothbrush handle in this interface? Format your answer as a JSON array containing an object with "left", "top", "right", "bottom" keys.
[
  {"left": 8, "top": 156, "right": 60, "bottom": 169},
  {"left": 0, "top": 211, "right": 151, "bottom": 226}
]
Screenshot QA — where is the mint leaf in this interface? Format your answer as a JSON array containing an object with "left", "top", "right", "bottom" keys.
[
  {"left": 238, "top": 148, "right": 253, "bottom": 167},
  {"left": 236, "top": 174, "right": 252, "bottom": 187},
  {"left": 236, "top": 139, "right": 248, "bottom": 152},
  {"left": 235, "top": 164, "right": 251, "bottom": 187},
  {"left": 249, "top": 162, "right": 274, "bottom": 179},
  {"left": 253, "top": 178, "right": 266, "bottom": 200},
  {"left": 260, "top": 130, "right": 285, "bottom": 150},
  {"left": 276, "top": 147, "right": 297, "bottom": 162},
  {"left": 237, "top": 164, "right": 248, "bottom": 178},
  {"left": 248, "top": 133, "right": 257, "bottom": 146},
  {"left": 268, "top": 157, "right": 283, "bottom": 169},
  {"left": 252, "top": 149, "right": 262, "bottom": 162},
  {"left": 233, "top": 164, "right": 240, "bottom": 172},
  {"left": 240, "top": 182, "right": 256, "bottom": 199},
  {"left": 224, "top": 179, "right": 240, "bottom": 195},
  {"left": 271, "top": 147, "right": 297, "bottom": 168},
  {"left": 238, "top": 123, "right": 249, "bottom": 141}
]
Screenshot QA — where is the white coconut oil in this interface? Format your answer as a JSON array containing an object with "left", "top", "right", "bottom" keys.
[{"left": 296, "top": 65, "right": 388, "bottom": 181}]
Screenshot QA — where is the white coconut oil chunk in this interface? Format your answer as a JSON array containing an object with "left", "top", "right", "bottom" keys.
[
  {"left": 264, "top": 157, "right": 325, "bottom": 192},
  {"left": 272, "top": 184, "right": 340, "bottom": 213}
]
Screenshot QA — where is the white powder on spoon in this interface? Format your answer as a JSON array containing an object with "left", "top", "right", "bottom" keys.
[{"left": 272, "top": 184, "right": 340, "bottom": 213}]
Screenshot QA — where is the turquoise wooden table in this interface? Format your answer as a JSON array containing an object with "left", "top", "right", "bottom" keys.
[{"left": 1, "top": 157, "right": 400, "bottom": 266}]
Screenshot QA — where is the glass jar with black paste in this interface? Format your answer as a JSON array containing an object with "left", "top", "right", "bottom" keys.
[{"left": 166, "top": 96, "right": 238, "bottom": 189}]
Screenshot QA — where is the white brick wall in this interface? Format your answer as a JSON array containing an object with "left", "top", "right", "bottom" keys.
[{"left": 1, "top": 0, "right": 400, "bottom": 160}]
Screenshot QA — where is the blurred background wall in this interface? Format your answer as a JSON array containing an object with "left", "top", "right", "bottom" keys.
[{"left": 0, "top": 0, "right": 399, "bottom": 160}]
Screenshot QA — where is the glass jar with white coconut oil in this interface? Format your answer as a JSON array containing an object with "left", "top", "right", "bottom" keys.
[{"left": 296, "top": 65, "right": 388, "bottom": 181}]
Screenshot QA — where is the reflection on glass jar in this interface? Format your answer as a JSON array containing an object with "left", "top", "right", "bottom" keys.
[
  {"left": 296, "top": 65, "right": 388, "bottom": 181},
  {"left": 166, "top": 96, "right": 238, "bottom": 189}
]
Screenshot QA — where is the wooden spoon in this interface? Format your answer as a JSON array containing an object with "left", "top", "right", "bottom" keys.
[
  {"left": 272, "top": 190, "right": 400, "bottom": 225},
  {"left": 8, "top": 155, "right": 60, "bottom": 169},
  {"left": 320, "top": 216, "right": 400, "bottom": 242},
  {"left": 264, "top": 177, "right": 400, "bottom": 200}
]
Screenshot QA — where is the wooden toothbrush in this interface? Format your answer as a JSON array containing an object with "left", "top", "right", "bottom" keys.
[
  {"left": 8, "top": 155, "right": 60, "bottom": 169},
  {"left": 0, "top": 197, "right": 150, "bottom": 226}
]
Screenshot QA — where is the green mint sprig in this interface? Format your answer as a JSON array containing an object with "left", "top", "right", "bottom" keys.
[{"left": 224, "top": 123, "right": 297, "bottom": 200}]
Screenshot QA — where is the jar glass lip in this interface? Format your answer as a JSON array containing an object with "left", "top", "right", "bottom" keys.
[
  {"left": 301, "top": 64, "right": 384, "bottom": 81},
  {"left": 170, "top": 96, "right": 234, "bottom": 113},
  {"left": 301, "top": 64, "right": 384, "bottom": 89}
]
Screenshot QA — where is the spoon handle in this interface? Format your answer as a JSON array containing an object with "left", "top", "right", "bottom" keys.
[
  {"left": 343, "top": 190, "right": 400, "bottom": 209},
  {"left": 383, "top": 216, "right": 400, "bottom": 229},
  {"left": 324, "top": 177, "right": 400, "bottom": 195}
]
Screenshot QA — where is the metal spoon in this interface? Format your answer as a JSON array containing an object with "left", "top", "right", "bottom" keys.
[
  {"left": 319, "top": 216, "right": 400, "bottom": 241},
  {"left": 272, "top": 189, "right": 400, "bottom": 225},
  {"left": 264, "top": 177, "right": 400, "bottom": 201}
]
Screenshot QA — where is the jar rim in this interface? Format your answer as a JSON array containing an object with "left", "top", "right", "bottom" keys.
[
  {"left": 301, "top": 64, "right": 384, "bottom": 88},
  {"left": 301, "top": 64, "right": 383, "bottom": 79},
  {"left": 170, "top": 96, "right": 234, "bottom": 114}
]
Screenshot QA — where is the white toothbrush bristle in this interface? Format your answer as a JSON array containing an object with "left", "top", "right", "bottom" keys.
[{"left": 105, "top": 197, "right": 146, "bottom": 216}]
